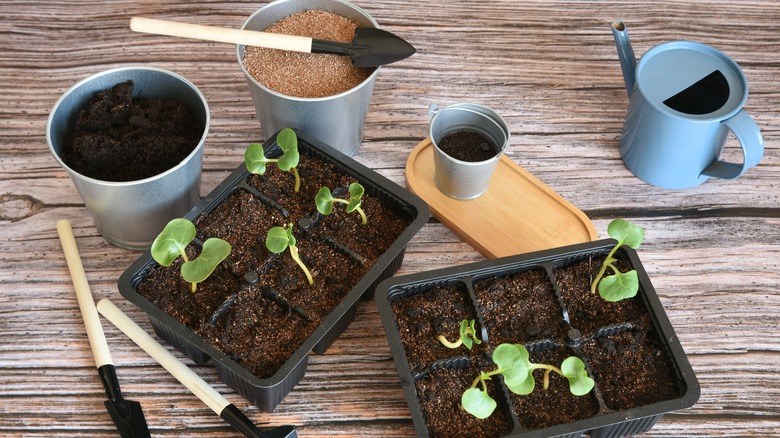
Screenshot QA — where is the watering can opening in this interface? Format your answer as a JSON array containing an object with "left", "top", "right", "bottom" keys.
[{"left": 662, "top": 70, "right": 730, "bottom": 115}]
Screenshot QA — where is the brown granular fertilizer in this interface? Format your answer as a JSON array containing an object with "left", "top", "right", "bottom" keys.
[{"left": 243, "top": 10, "right": 375, "bottom": 98}]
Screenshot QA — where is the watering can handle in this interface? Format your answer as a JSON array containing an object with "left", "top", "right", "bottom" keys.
[{"left": 701, "top": 110, "right": 764, "bottom": 179}]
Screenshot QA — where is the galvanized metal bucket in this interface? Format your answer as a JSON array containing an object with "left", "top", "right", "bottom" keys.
[
  {"left": 429, "top": 103, "right": 510, "bottom": 200},
  {"left": 236, "top": 0, "right": 381, "bottom": 157},
  {"left": 46, "top": 66, "right": 209, "bottom": 250}
]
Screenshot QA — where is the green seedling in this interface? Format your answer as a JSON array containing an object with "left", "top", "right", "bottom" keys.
[
  {"left": 151, "top": 218, "right": 232, "bottom": 293},
  {"left": 461, "top": 343, "right": 594, "bottom": 419},
  {"left": 315, "top": 182, "right": 367, "bottom": 224},
  {"left": 590, "top": 218, "right": 645, "bottom": 302},
  {"left": 245, "top": 127, "right": 301, "bottom": 192},
  {"left": 437, "top": 319, "right": 482, "bottom": 350},
  {"left": 266, "top": 223, "right": 313, "bottom": 285}
]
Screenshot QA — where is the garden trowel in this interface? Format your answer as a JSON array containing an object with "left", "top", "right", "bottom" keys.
[
  {"left": 57, "top": 220, "right": 150, "bottom": 438},
  {"left": 97, "top": 298, "right": 298, "bottom": 438},
  {"left": 130, "top": 16, "right": 416, "bottom": 67}
]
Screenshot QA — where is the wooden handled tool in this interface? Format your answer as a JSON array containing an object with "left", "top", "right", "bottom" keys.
[
  {"left": 96, "top": 298, "right": 297, "bottom": 438},
  {"left": 129, "top": 16, "right": 415, "bottom": 67},
  {"left": 57, "top": 219, "right": 150, "bottom": 438}
]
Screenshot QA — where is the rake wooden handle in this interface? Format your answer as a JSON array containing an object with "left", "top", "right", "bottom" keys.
[
  {"left": 57, "top": 219, "right": 113, "bottom": 368},
  {"left": 96, "top": 298, "right": 229, "bottom": 415},
  {"left": 130, "top": 17, "right": 313, "bottom": 53}
]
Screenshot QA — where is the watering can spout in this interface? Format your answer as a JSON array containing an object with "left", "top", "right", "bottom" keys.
[{"left": 611, "top": 20, "right": 636, "bottom": 98}]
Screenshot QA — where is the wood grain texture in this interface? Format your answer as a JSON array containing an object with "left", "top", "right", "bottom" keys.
[{"left": 1, "top": 0, "right": 778, "bottom": 437}]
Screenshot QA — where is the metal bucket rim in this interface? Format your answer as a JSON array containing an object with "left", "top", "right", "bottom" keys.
[
  {"left": 235, "top": 0, "right": 382, "bottom": 101},
  {"left": 46, "top": 65, "right": 210, "bottom": 187},
  {"left": 429, "top": 104, "right": 510, "bottom": 166}
]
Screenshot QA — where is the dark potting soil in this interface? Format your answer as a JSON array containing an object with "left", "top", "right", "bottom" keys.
[
  {"left": 61, "top": 80, "right": 203, "bottom": 182},
  {"left": 581, "top": 317, "right": 679, "bottom": 411},
  {"left": 392, "top": 254, "right": 681, "bottom": 436},
  {"left": 510, "top": 346, "right": 600, "bottom": 429},
  {"left": 554, "top": 255, "right": 646, "bottom": 334},
  {"left": 415, "top": 356, "right": 515, "bottom": 438},
  {"left": 391, "top": 282, "right": 483, "bottom": 373},
  {"left": 473, "top": 268, "right": 568, "bottom": 345},
  {"left": 137, "top": 153, "right": 411, "bottom": 379},
  {"left": 437, "top": 130, "right": 498, "bottom": 162}
]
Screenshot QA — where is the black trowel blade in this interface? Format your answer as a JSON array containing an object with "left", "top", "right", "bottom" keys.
[
  {"left": 350, "top": 27, "right": 416, "bottom": 67},
  {"left": 104, "top": 398, "right": 150, "bottom": 438}
]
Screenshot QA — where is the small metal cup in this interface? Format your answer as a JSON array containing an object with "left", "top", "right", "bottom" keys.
[
  {"left": 429, "top": 103, "right": 510, "bottom": 199},
  {"left": 46, "top": 66, "right": 209, "bottom": 250}
]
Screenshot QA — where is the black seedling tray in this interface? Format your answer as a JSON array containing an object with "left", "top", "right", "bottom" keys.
[
  {"left": 118, "top": 129, "right": 429, "bottom": 411},
  {"left": 376, "top": 239, "right": 699, "bottom": 438}
]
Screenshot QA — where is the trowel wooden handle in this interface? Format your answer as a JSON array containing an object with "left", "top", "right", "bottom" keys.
[
  {"left": 96, "top": 298, "right": 230, "bottom": 415},
  {"left": 130, "top": 17, "right": 313, "bottom": 53},
  {"left": 56, "top": 219, "right": 113, "bottom": 368}
]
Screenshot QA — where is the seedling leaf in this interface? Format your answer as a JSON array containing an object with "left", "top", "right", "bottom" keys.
[
  {"left": 181, "top": 238, "right": 232, "bottom": 285},
  {"left": 346, "top": 182, "right": 364, "bottom": 213},
  {"left": 504, "top": 370, "right": 536, "bottom": 396},
  {"left": 461, "top": 343, "right": 593, "bottom": 420},
  {"left": 266, "top": 226, "right": 292, "bottom": 254},
  {"left": 265, "top": 224, "right": 312, "bottom": 285},
  {"left": 492, "top": 343, "right": 530, "bottom": 371},
  {"left": 607, "top": 218, "right": 644, "bottom": 249},
  {"left": 150, "top": 218, "right": 231, "bottom": 293},
  {"left": 458, "top": 319, "right": 482, "bottom": 350},
  {"left": 276, "top": 128, "right": 300, "bottom": 172},
  {"left": 244, "top": 143, "right": 271, "bottom": 175},
  {"left": 590, "top": 218, "right": 645, "bottom": 301},
  {"left": 315, "top": 187, "right": 335, "bottom": 215},
  {"left": 560, "top": 356, "right": 595, "bottom": 396},
  {"left": 314, "top": 182, "right": 368, "bottom": 224},
  {"left": 244, "top": 128, "right": 301, "bottom": 192},
  {"left": 151, "top": 218, "right": 196, "bottom": 266},
  {"left": 598, "top": 269, "right": 639, "bottom": 302},
  {"left": 493, "top": 344, "right": 535, "bottom": 394},
  {"left": 462, "top": 387, "right": 497, "bottom": 420}
]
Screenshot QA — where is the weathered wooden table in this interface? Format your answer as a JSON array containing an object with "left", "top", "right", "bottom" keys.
[{"left": 1, "top": 1, "right": 778, "bottom": 436}]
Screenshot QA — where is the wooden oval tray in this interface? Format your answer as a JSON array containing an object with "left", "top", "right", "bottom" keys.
[{"left": 405, "top": 138, "right": 597, "bottom": 258}]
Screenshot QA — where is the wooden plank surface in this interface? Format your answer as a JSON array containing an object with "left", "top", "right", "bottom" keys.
[{"left": 1, "top": 0, "right": 778, "bottom": 436}]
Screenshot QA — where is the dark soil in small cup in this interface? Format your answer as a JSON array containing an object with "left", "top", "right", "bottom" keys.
[
  {"left": 137, "top": 152, "right": 411, "bottom": 379},
  {"left": 581, "top": 317, "right": 679, "bottom": 411},
  {"left": 391, "top": 282, "right": 483, "bottom": 373},
  {"left": 554, "top": 255, "right": 646, "bottom": 334},
  {"left": 510, "top": 346, "right": 600, "bottom": 429},
  {"left": 437, "top": 130, "right": 498, "bottom": 162},
  {"left": 243, "top": 10, "right": 374, "bottom": 98},
  {"left": 473, "top": 268, "right": 568, "bottom": 345},
  {"left": 61, "top": 80, "right": 203, "bottom": 182},
  {"left": 415, "top": 356, "right": 515, "bottom": 438}
]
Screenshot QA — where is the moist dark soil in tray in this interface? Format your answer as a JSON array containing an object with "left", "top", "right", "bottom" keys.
[
  {"left": 61, "top": 80, "right": 203, "bottom": 182},
  {"left": 415, "top": 356, "right": 514, "bottom": 438},
  {"left": 554, "top": 255, "right": 646, "bottom": 334},
  {"left": 391, "top": 282, "right": 484, "bottom": 373},
  {"left": 581, "top": 316, "right": 680, "bottom": 411},
  {"left": 510, "top": 346, "right": 600, "bottom": 429},
  {"left": 137, "top": 153, "right": 411, "bottom": 378},
  {"left": 473, "top": 268, "right": 567, "bottom": 345},
  {"left": 388, "top": 250, "right": 681, "bottom": 437}
]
